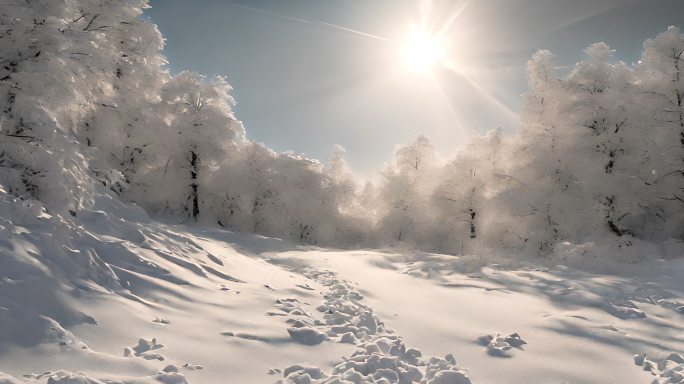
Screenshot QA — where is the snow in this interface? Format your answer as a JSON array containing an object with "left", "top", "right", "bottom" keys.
[
  {"left": 262, "top": 249, "right": 684, "bottom": 384},
  {"left": 636, "top": 352, "right": 684, "bottom": 383},
  {"left": 0, "top": 184, "right": 682, "bottom": 383}
]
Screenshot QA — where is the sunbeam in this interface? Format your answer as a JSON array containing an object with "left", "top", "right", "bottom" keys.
[
  {"left": 443, "top": 61, "right": 519, "bottom": 123},
  {"left": 432, "top": 78, "right": 472, "bottom": 140},
  {"left": 436, "top": 0, "right": 474, "bottom": 37}
]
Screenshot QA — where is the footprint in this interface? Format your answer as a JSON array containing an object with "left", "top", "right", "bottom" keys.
[
  {"left": 477, "top": 333, "right": 526, "bottom": 357},
  {"left": 124, "top": 337, "right": 166, "bottom": 361}
]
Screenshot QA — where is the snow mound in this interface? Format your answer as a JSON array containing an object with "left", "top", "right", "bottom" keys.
[
  {"left": 635, "top": 352, "right": 684, "bottom": 383},
  {"left": 476, "top": 333, "right": 527, "bottom": 357},
  {"left": 123, "top": 337, "right": 166, "bottom": 361}
]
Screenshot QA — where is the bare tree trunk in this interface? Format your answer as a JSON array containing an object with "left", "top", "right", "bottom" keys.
[
  {"left": 190, "top": 149, "right": 199, "bottom": 220},
  {"left": 469, "top": 187, "right": 477, "bottom": 239}
]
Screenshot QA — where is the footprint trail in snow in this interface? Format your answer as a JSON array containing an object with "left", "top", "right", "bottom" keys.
[
  {"left": 635, "top": 352, "right": 684, "bottom": 384},
  {"left": 271, "top": 267, "right": 473, "bottom": 384}
]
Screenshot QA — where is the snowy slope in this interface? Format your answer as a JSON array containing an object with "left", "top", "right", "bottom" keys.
[
  {"left": 0, "top": 186, "right": 472, "bottom": 384},
  {"left": 1, "top": 185, "right": 683, "bottom": 384}
]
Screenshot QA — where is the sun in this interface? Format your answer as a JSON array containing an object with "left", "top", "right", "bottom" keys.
[{"left": 400, "top": 27, "right": 447, "bottom": 74}]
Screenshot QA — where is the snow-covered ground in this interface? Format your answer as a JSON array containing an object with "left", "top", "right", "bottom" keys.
[{"left": 1, "top": 188, "right": 683, "bottom": 384}]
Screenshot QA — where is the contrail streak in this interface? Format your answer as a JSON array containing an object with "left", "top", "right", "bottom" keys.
[
  {"left": 318, "top": 21, "right": 393, "bottom": 42},
  {"left": 543, "top": 0, "right": 635, "bottom": 35},
  {"left": 231, "top": 3, "right": 393, "bottom": 43}
]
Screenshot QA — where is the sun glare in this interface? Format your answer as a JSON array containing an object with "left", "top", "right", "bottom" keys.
[{"left": 400, "top": 27, "right": 446, "bottom": 74}]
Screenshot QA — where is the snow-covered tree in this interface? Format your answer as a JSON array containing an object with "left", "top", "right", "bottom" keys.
[
  {"left": 157, "top": 72, "right": 244, "bottom": 221},
  {"left": 431, "top": 129, "right": 505, "bottom": 254},
  {"left": 376, "top": 135, "right": 440, "bottom": 246},
  {"left": 637, "top": 27, "right": 684, "bottom": 238},
  {"left": 507, "top": 50, "right": 573, "bottom": 254},
  {"left": 77, "top": 0, "right": 168, "bottom": 195},
  {"left": 0, "top": 1, "right": 84, "bottom": 211},
  {"left": 0, "top": 1, "right": 138, "bottom": 212},
  {"left": 564, "top": 43, "right": 636, "bottom": 238}
]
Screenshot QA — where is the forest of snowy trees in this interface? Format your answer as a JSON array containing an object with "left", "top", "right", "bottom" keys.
[{"left": 1, "top": 0, "right": 683, "bottom": 258}]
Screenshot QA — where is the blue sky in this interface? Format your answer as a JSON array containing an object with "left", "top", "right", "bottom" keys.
[{"left": 146, "top": 0, "right": 684, "bottom": 177}]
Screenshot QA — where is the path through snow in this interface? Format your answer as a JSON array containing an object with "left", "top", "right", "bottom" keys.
[
  {"left": 0, "top": 204, "right": 682, "bottom": 384},
  {"left": 267, "top": 249, "right": 684, "bottom": 384}
]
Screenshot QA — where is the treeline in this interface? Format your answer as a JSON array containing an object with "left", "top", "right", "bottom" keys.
[
  {"left": 371, "top": 37, "right": 684, "bottom": 255},
  {"left": 0, "top": 1, "right": 682, "bottom": 256}
]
